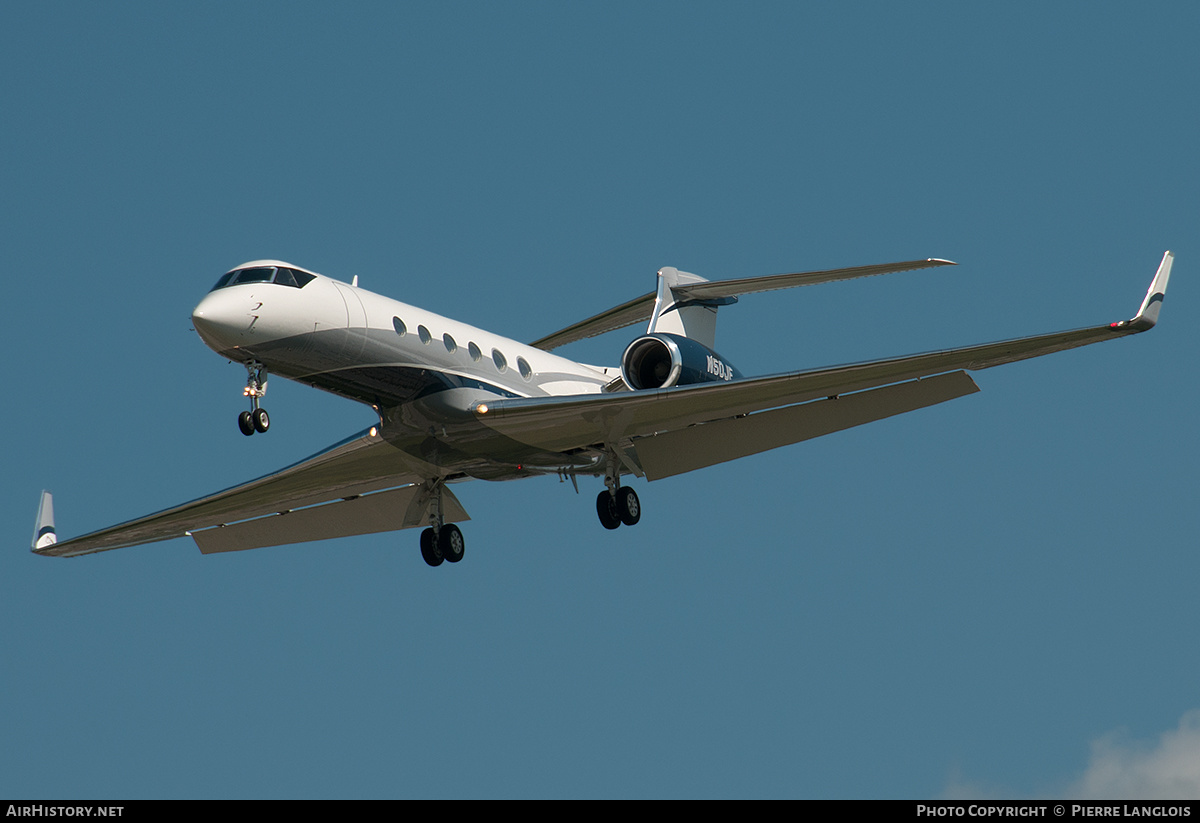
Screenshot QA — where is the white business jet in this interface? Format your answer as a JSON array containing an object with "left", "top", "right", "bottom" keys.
[{"left": 32, "top": 251, "right": 1174, "bottom": 567}]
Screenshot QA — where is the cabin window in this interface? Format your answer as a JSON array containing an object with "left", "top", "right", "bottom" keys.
[
  {"left": 443, "top": 333, "right": 457, "bottom": 354},
  {"left": 418, "top": 325, "right": 432, "bottom": 344},
  {"left": 517, "top": 357, "right": 532, "bottom": 380},
  {"left": 492, "top": 348, "right": 508, "bottom": 372},
  {"left": 468, "top": 342, "right": 482, "bottom": 362},
  {"left": 392, "top": 317, "right": 407, "bottom": 336}
]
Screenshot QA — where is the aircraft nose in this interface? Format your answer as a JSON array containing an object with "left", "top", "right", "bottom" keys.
[{"left": 192, "top": 290, "right": 255, "bottom": 352}]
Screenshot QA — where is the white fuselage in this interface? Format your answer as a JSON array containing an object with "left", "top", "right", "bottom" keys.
[
  {"left": 190, "top": 260, "right": 616, "bottom": 480},
  {"left": 192, "top": 261, "right": 612, "bottom": 407}
]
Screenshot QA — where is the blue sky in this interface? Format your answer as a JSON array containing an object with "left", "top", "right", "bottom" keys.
[{"left": 3, "top": 2, "right": 1198, "bottom": 799}]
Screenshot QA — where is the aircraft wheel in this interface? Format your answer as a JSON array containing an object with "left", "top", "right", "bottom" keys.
[
  {"left": 238, "top": 410, "right": 255, "bottom": 436},
  {"left": 420, "top": 528, "right": 443, "bottom": 566},
  {"left": 617, "top": 486, "right": 641, "bottom": 526},
  {"left": 440, "top": 524, "right": 464, "bottom": 563},
  {"left": 252, "top": 407, "right": 270, "bottom": 433},
  {"left": 596, "top": 490, "right": 621, "bottom": 530}
]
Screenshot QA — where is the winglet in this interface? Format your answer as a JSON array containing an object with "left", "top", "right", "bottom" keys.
[
  {"left": 32, "top": 491, "right": 57, "bottom": 552},
  {"left": 1115, "top": 251, "right": 1173, "bottom": 332}
]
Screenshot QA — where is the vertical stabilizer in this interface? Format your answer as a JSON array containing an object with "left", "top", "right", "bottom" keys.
[
  {"left": 32, "top": 491, "right": 56, "bottom": 551},
  {"left": 646, "top": 267, "right": 733, "bottom": 350}
]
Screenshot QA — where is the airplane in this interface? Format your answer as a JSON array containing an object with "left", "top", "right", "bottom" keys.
[{"left": 31, "top": 251, "right": 1174, "bottom": 567}]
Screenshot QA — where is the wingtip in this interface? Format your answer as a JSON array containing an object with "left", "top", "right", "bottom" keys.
[
  {"left": 32, "top": 490, "right": 57, "bottom": 553},
  {"left": 1113, "top": 250, "right": 1173, "bottom": 332}
]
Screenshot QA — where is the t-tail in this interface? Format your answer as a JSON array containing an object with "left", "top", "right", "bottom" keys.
[
  {"left": 621, "top": 267, "right": 742, "bottom": 390},
  {"left": 646, "top": 267, "right": 732, "bottom": 350},
  {"left": 644, "top": 258, "right": 956, "bottom": 350}
]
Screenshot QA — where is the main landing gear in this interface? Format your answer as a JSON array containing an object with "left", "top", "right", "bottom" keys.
[
  {"left": 418, "top": 479, "right": 466, "bottom": 567},
  {"left": 596, "top": 486, "right": 641, "bottom": 529},
  {"left": 237, "top": 361, "right": 270, "bottom": 436},
  {"left": 595, "top": 454, "right": 641, "bottom": 530},
  {"left": 420, "top": 523, "right": 464, "bottom": 567}
]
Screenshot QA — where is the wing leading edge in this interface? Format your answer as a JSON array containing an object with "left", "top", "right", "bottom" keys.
[
  {"left": 32, "top": 429, "right": 460, "bottom": 557},
  {"left": 479, "top": 251, "right": 1173, "bottom": 466}
]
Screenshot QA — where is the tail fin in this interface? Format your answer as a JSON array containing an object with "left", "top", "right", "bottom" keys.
[
  {"left": 646, "top": 267, "right": 735, "bottom": 350},
  {"left": 32, "top": 491, "right": 56, "bottom": 552}
]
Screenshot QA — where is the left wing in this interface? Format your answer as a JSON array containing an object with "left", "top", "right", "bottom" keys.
[
  {"left": 33, "top": 430, "right": 468, "bottom": 557},
  {"left": 482, "top": 252, "right": 1173, "bottom": 472}
]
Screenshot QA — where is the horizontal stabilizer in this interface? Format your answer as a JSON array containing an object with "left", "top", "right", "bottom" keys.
[
  {"left": 530, "top": 258, "right": 955, "bottom": 350},
  {"left": 633, "top": 371, "right": 980, "bottom": 480},
  {"left": 672, "top": 258, "right": 956, "bottom": 302},
  {"left": 190, "top": 484, "right": 469, "bottom": 554}
]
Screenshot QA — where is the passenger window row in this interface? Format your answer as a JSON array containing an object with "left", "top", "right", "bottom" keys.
[{"left": 393, "top": 316, "right": 532, "bottom": 380}]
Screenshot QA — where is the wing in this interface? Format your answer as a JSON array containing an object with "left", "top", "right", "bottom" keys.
[
  {"left": 529, "top": 258, "right": 956, "bottom": 351},
  {"left": 33, "top": 429, "right": 468, "bottom": 557},
  {"left": 484, "top": 252, "right": 1173, "bottom": 477}
]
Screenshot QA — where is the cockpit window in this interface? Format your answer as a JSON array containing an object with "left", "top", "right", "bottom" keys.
[
  {"left": 234, "top": 267, "right": 275, "bottom": 284},
  {"left": 288, "top": 268, "right": 316, "bottom": 287},
  {"left": 210, "top": 266, "right": 316, "bottom": 292}
]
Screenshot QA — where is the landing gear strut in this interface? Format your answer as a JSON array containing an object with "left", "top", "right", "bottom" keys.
[{"left": 238, "top": 361, "right": 270, "bottom": 436}]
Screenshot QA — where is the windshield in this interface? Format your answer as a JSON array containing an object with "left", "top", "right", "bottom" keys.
[{"left": 210, "top": 266, "right": 316, "bottom": 292}]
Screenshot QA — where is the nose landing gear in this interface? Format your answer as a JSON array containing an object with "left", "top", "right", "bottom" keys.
[
  {"left": 238, "top": 408, "right": 270, "bottom": 436},
  {"left": 238, "top": 361, "right": 270, "bottom": 436}
]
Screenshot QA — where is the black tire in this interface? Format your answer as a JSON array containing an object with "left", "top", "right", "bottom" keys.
[
  {"left": 238, "top": 410, "right": 255, "bottom": 436},
  {"left": 439, "top": 524, "right": 465, "bottom": 563},
  {"left": 420, "top": 528, "right": 443, "bottom": 566},
  {"left": 596, "top": 490, "right": 621, "bottom": 530},
  {"left": 617, "top": 486, "right": 641, "bottom": 526},
  {"left": 252, "top": 407, "right": 270, "bottom": 433}
]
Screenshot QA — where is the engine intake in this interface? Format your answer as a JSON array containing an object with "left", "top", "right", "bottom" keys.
[{"left": 620, "top": 333, "right": 741, "bottom": 390}]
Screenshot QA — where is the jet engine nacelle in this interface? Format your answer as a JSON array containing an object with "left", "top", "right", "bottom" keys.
[{"left": 620, "top": 333, "right": 742, "bottom": 390}]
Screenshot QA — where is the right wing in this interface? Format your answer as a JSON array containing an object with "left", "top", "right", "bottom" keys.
[
  {"left": 528, "top": 258, "right": 956, "bottom": 351},
  {"left": 484, "top": 252, "right": 1173, "bottom": 473}
]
